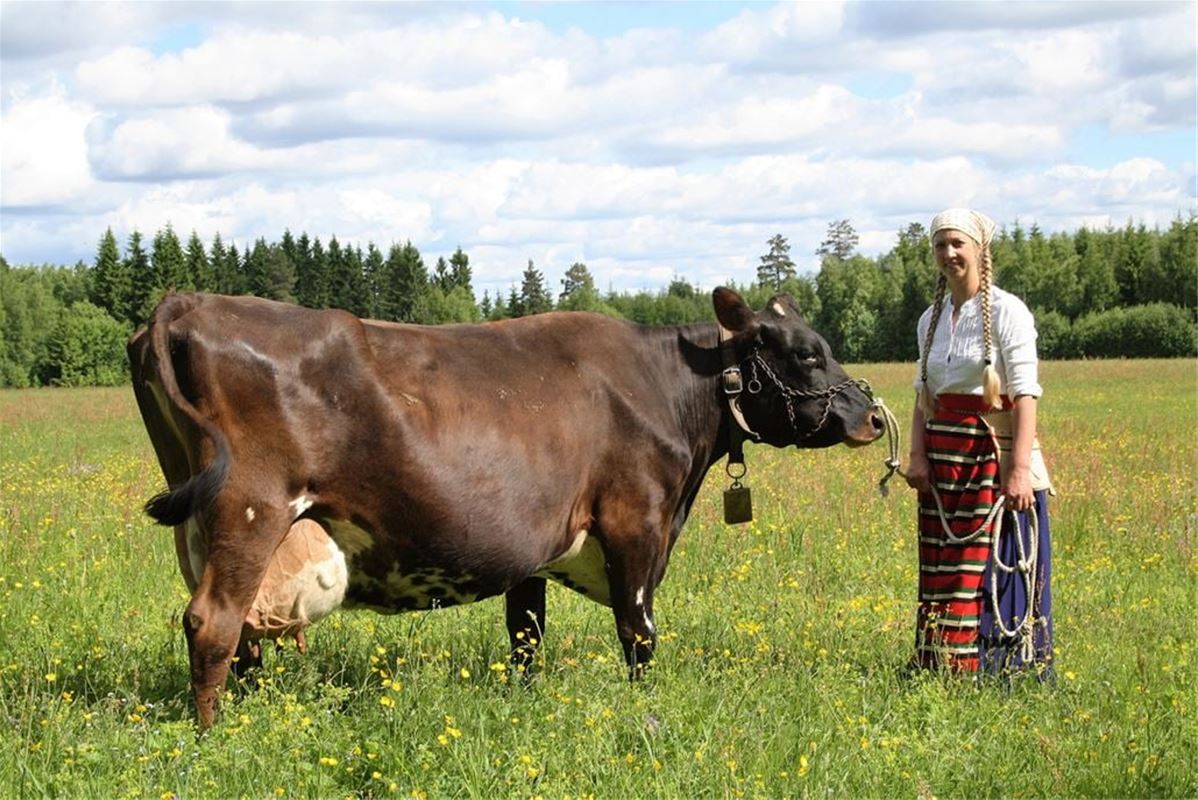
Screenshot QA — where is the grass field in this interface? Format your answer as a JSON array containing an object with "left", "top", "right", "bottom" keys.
[{"left": 1, "top": 360, "right": 1195, "bottom": 799}]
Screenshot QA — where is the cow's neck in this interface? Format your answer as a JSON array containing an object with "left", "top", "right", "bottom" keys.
[{"left": 640, "top": 321, "right": 744, "bottom": 473}]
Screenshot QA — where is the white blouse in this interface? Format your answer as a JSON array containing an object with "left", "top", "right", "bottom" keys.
[{"left": 913, "top": 286, "right": 1042, "bottom": 399}]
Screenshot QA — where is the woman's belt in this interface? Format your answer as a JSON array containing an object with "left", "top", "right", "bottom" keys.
[{"left": 935, "top": 393, "right": 1055, "bottom": 494}]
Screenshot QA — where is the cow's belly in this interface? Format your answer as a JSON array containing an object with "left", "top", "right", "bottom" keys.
[
  {"left": 331, "top": 522, "right": 613, "bottom": 611},
  {"left": 325, "top": 519, "right": 502, "bottom": 612},
  {"left": 534, "top": 531, "right": 611, "bottom": 607}
]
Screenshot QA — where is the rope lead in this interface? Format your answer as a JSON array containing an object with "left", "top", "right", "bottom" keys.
[
  {"left": 872, "top": 395, "right": 1040, "bottom": 661},
  {"left": 872, "top": 397, "right": 904, "bottom": 497}
]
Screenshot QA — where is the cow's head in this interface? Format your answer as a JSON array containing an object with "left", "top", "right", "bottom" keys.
[{"left": 713, "top": 287, "right": 883, "bottom": 449}]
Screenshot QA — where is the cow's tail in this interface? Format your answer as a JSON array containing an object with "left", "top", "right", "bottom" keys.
[{"left": 142, "top": 294, "right": 232, "bottom": 527}]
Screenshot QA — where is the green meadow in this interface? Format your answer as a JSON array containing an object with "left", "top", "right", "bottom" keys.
[{"left": 1, "top": 360, "right": 1194, "bottom": 799}]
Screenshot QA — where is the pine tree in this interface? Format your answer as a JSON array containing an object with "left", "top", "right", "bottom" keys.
[
  {"left": 185, "top": 231, "right": 211, "bottom": 291},
  {"left": 125, "top": 230, "right": 154, "bottom": 324},
  {"left": 90, "top": 228, "right": 130, "bottom": 322},
  {"left": 379, "top": 241, "right": 428, "bottom": 322},
  {"left": 479, "top": 290, "right": 493, "bottom": 319},
  {"left": 433, "top": 257, "right": 451, "bottom": 292},
  {"left": 244, "top": 238, "right": 272, "bottom": 297},
  {"left": 325, "top": 238, "right": 348, "bottom": 310},
  {"left": 507, "top": 285, "right": 523, "bottom": 318},
  {"left": 226, "top": 242, "right": 245, "bottom": 295},
  {"left": 363, "top": 244, "right": 385, "bottom": 318},
  {"left": 1117, "top": 221, "right": 1158, "bottom": 306},
  {"left": 816, "top": 219, "right": 859, "bottom": 262},
  {"left": 210, "top": 234, "right": 231, "bottom": 294},
  {"left": 519, "top": 259, "right": 552, "bottom": 315},
  {"left": 280, "top": 229, "right": 298, "bottom": 267},
  {"left": 489, "top": 291, "right": 509, "bottom": 320},
  {"left": 757, "top": 234, "right": 797, "bottom": 289},
  {"left": 449, "top": 247, "right": 472, "bottom": 291},
  {"left": 152, "top": 224, "right": 188, "bottom": 291},
  {"left": 342, "top": 245, "right": 369, "bottom": 317},
  {"left": 1157, "top": 213, "right": 1198, "bottom": 312},
  {"left": 263, "top": 244, "right": 297, "bottom": 302},
  {"left": 295, "top": 236, "right": 327, "bottom": 308},
  {"left": 559, "top": 261, "right": 595, "bottom": 302}
]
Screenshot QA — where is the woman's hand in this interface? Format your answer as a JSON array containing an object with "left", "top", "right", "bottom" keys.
[
  {"left": 1002, "top": 465, "right": 1034, "bottom": 512},
  {"left": 1004, "top": 395, "right": 1038, "bottom": 513},
  {"left": 906, "top": 401, "right": 933, "bottom": 494},
  {"left": 905, "top": 452, "right": 933, "bottom": 494}
]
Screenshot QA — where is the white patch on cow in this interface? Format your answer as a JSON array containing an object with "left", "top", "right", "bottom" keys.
[
  {"left": 771, "top": 300, "right": 787, "bottom": 317},
  {"left": 289, "top": 494, "right": 314, "bottom": 519},
  {"left": 184, "top": 518, "right": 206, "bottom": 590},
  {"left": 245, "top": 506, "right": 256, "bottom": 523},
  {"left": 634, "top": 586, "right": 655, "bottom": 636},
  {"left": 534, "top": 530, "right": 611, "bottom": 607},
  {"left": 285, "top": 538, "right": 348, "bottom": 624}
]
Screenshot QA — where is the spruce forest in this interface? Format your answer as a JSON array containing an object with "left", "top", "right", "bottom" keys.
[{"left": 1, "top": 216, "right": 1194, "bottom": 388}]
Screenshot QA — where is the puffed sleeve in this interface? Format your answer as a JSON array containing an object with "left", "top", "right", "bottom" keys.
[{"left": 997, "top": 294, "right": 1042, "bottom": 398}]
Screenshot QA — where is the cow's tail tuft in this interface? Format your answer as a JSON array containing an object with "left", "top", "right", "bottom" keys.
[
  {"left": 144, "top": 458, "right": 228, "bottom": 525},
  {"left": 142, "top": 294, "right": 232, "bottom": 527}
]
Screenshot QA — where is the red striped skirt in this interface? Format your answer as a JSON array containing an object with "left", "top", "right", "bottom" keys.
[{"left": 914, "top": 394, "right": 1009, "bottom": 671}]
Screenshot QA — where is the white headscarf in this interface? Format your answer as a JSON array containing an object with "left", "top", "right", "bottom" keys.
[{"left": 930, "top": 208, "right": 997, "bottom": 248}]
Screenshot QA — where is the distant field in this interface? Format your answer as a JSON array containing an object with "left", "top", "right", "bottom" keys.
[{"left": 1, "top": 360, "right": 1194, "bottom": 798}]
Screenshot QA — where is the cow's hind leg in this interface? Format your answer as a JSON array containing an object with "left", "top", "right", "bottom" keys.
[
  {"left": 505, "top": 577, "right": 546, "bottom": 676},
  {"left": 184, "top": 500, "right": 290, "bottom": 730}
]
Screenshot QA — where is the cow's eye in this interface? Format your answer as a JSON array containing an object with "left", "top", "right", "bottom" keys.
[{"left": 795, "top": 354, "right": 819, "bottom": 367}]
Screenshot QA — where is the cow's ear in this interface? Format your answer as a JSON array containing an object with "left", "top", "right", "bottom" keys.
[{"left": 713, "top": 287, "right": 760, "bottom": 336}]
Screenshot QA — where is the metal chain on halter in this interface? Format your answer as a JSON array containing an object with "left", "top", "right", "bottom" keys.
[{"left": 745, "top": 349, "right": 864, "bottom": 439}]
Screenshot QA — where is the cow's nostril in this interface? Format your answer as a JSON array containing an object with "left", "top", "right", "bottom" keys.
[{"left": 870, "top": 413, "right": 885, "bottom": 433}]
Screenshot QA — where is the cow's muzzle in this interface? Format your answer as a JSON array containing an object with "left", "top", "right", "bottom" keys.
[{"left": 845, "top": 407, "right": 885, "bottom": 447}]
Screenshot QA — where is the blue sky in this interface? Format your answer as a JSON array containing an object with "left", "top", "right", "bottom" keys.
[{"left": 1, "top": 1, "right": 1194, "bottom": 296}]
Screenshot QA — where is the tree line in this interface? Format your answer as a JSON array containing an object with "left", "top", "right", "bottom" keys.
[{"left": 1, "top": 215, "right": 1194, "bottom": 387}]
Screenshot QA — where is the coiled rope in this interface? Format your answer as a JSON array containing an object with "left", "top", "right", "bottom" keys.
[{"left": 871, "top": 395, "right": 1039, "bottom": 663}]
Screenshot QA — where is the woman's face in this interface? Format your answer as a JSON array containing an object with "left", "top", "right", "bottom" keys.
[{"left": 932, "top": 228, "right": 981, "bottom": 285}]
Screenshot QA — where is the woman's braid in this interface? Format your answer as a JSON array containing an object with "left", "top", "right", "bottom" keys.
[
  {"left": 918, "top": 273, "right": 947, "bottom": 417},
  {"left": 979, "top": 244, "right": 1002, "bottom": 409}
]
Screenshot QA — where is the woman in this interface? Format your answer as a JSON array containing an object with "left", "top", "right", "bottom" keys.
[{"left": 904, "top": 208, "right": 1054, "bottom": 674}]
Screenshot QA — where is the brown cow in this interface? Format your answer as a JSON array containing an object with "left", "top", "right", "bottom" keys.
[{"left": 129, "top": 288, "right": 882, "bottom": 728}]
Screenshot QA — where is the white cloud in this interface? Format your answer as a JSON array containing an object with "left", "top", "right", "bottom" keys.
[
  {"left": 334, "top": 189, "right": 433, "bottom": 243},
  {"left": 1008, "top": 30, "right": 1111, "bottom": 94},
  {"left": 0, "top": 1, "right": 172, "bottom": 61},
  {"left": 710, "top": 0, "right": 846, "bottom": 58},
  {"left": 73, "top": 13, "right": 561, "bottom": 108},
  {"left": 0, "top": 85, "right": 95, "bottom": 206},
  {"left": 87, "top": 105, "right": 270, "bottom": 179}
]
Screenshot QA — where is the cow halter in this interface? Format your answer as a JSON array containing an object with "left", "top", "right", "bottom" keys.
[
  {"left": 718, "top": 326, "right": 761, "bottom": 444},
  {"left": 718, "top": 325, "right": 756, "bottom": 525},
  {"left": 744, "top": 349, "right": 868, "bottom": 442}
]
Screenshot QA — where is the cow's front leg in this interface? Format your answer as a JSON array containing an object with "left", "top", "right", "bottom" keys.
[
  {"left": 605, "top": 545, "right": 660, "bottom": 678},
  {"left": 231, "top": 638, "right": 263, "bottom": 682},
  {"left": 184, "top": 502, "right": 289, "bottom": 730},
  {"left": 505, "top": 577, "right": 546, "bottom": 675}
]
